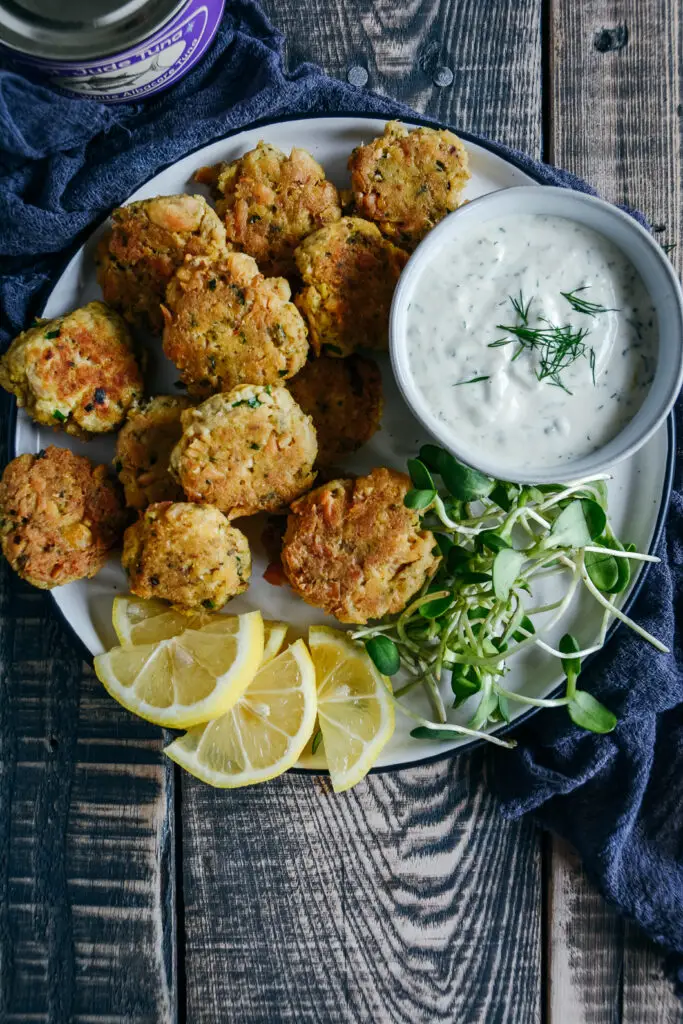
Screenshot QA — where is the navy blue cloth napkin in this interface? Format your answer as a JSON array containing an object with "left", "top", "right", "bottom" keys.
[{"left": 1, "top": 0, "right": 681, "bottom": 993}]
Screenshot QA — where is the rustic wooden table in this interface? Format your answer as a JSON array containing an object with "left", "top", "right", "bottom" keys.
[{"left": 0, "top": 1, "right": 681, "bottom": 1021}]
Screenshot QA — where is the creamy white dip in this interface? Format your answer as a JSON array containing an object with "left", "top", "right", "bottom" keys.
[{"left": 404, "top": 214, "right": 658, "bottom": 474}]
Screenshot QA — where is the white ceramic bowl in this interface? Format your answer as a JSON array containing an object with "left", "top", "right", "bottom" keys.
[{"left": 389, "top": 185, "right": 683, "bottom": 484}]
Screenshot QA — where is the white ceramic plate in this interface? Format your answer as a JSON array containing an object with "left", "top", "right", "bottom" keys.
[{"left": 10, "top": 115, "right": 673, "bottom": 769}]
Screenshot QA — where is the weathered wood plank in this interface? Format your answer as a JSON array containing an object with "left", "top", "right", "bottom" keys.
[
  {"left": 260, "top": 0, "right": 542, "bottom": 146},
  {"left": 182, "top": 5, "right": 544, "bottom": 1023},
  {"left": 0, "top": 396, "right": 176, "bottom": 1022},
  {"left": 182, "top": 757, "right": 542, "bottom": 1023},
  {"left": 622, "top": 924, "right": 683, "bottom": 1024},
  {"left": 549, "top": 0, "right": 681, "bottom": 271},
  {"left": 546, "top": 837, "right": 623, "bottom": 1023},
  {"left": 548, "top": 1, "right": 682, "bottom": 1020}
]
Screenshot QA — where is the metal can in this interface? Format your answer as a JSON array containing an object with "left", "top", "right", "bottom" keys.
[{"left": 0, "top": 0, "right": 226, "bottom": 103}]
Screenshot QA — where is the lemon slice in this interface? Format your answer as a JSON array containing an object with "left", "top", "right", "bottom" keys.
[
  {"left": 112, "top": 596, "right": 210, "bottom": 645},
  {"left": 308, "top": 625, "right": 394, "bottom": 792},
  {"left": 200, "top": 617, "right": 287, "bottom": 664},
  {"left": 95, "top": 610, "right": 264, "bottom": 728},
  {"left": 112, "top": 595, "right": 287, "bottom": 662},
  {"left": 164, "top": 639, "right": 317, "bottom": 788}
]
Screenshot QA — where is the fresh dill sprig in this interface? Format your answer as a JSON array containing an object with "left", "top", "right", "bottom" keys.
[
  {"left": 509, "top": 290, "right": 532, "bottom": 324},
  {"left": 490, "top": 293, "right": 596, "bottom": 393},
  {"left": 561, "top": 286, "right": 616, "bottom": 317},
  {"left": 454, "top": 375, "right": 490, "bottom": 386}
]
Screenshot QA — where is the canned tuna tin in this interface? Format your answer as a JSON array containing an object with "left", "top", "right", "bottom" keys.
[{"left": 0, "top": 0, "right": 225, "bottom": 103}]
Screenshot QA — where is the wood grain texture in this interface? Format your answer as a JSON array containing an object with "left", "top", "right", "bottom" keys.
[
  {"left": 182, "top": 756, "right": 542, "bottom": 1023},
  {"left": 0, "top": 392, "right": 176, "bottom": 1023},
  {"left": 547, "top": 837, "right": 622, "bottom": 1024},
  {"left": 259, "top": 0, "right": 543, "bottom": 149},
  {"left": 622, "top": 923, "right": 683, "bottom": 1024},
  {"left": 548, "top": 1, "right": 682, "bottom": 1020},
  {"left": 548, "top": 0, "right": 682, "bottom": 272},
  {"left": 0, "top": 574, "right": 176, "bottom": 1023}
]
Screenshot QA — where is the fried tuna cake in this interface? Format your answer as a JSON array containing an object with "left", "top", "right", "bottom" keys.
[
  {"left": 122, "top": 501, "right": 250, "bottom": 611},
  {"left": 287, "top": 354, "right": 383, "bottom": 466},
  {"left": 195, "top": 142, "right": 341, "bottom": 278},
  {"left": 294, "top": 217, "right": 407, "bottom": 357},
  {"left": 162, "top": 253, "right": 309, "bottom": 395},
  {"left": 0, "top": 446, "right": 125, "bottom": 589},
  {"left": 281, "top": 467, "right": 440, "bottom": 624},
  {"left": 348, "top": 120, "right": 470, "bottom": 250},
  {"left": 170, "top": 385, "right": 317, "bottom": 518},
  {"left": 96, "top": 194, "right": 228, "bottom": 333},
  {"left": 0, "top": 301, "right": 143, "bottom": 438},
  {"left": 115, "top": 395, "right": 195, "bottom": 510}
]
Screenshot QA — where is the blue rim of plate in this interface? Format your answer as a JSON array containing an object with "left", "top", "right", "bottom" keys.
[{"left": 4, "top": 110, "right": 678, "bottom": 773}]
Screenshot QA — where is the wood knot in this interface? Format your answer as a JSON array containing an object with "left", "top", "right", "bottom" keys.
[
  {"left": 419, "top": 41, "right": 439, "bottom": 77},
  {"left": 593, "top": 24, "right": 628, "bottom": 52}
]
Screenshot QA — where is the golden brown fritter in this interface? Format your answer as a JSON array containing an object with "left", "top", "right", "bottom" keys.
[
  {"left": 162, "top": 253, "right": 309, "bottom": 395},
  {"left": 0, "top": 446, "right": 126, "bottom": 590},
  {"left": 96, "top": 194, "right": 228, "bottom": 333},
  {"left": 115, "top": 395, "right": 195, "bottom": 510},
  {"left": 195, "top": 142, "right": 342, "bottom": 278},
  {"left": 348, "top": 121, "right": 470, "bottom": 250},
  {"left": 0, "top": 301, "right": 143, "bottom": 438},
  {"left": 287, "top": 354, "right": 383, "bottom": 466},
  {"left": 294, "top": 217, "right": 408, "bottom": 357},
  {"left": 281, "top": 467, "right": 440, "bottom": 624},
  {"left": 170, "top": 385, "right": 317, "bottom": 519},
  {"left": 121, "top": 501, "right": 250, "bottom": 611}
]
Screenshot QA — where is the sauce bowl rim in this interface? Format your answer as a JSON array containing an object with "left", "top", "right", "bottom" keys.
[{"left": 389, "top": 184, "right": 683, "bottom": 485}]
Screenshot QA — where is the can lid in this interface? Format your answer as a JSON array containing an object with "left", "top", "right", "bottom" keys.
[{"left": 0, "top": 0, "right": 186, "bottom": 60}]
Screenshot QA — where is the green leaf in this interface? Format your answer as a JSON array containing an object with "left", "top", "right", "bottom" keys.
[
  {"left": 311, "top": 729, "right": 323, "bottom": 754},
  {"left": 456, "top": 571, "right": 491, "bottom": 584},
  {"left": 404, "top": 488, "right": 436, "bottom": 510},
  {"left": 52, "top": 410, "right": 67, "bottom": 423},
  {"left": 407, "top": 458, "right": 434, "bottom": 491},
  {"left": 609, "top": 542, "right": 634, "bottom": 594},
  {"left": 490, "top": 483, "right": 511, "bottom": 511},
  {"left": 585, "top": 547, "right": 620, "bottom": 592},
  {"left": 467, "top": 606, "right": 490, "bottom": 621},
  {"left": 576, "top": 478, "right": 609, "bottom": 509},
  {"left": 512, "top": 615, "right": 535, "bottom": 642},
  {"left": 479, "top": 530, "right": 511, "bottom": 553},
  {"left": 447, "top": 546, "right": 471, "bottom": 573},
  {"left": 548, "top": 500, "right": 594, "bottom": 548},
  {"left": 439, "top": 453, "right": 495, "bottom": 501},
  {"left": 364, "top": 635, "right": 400, "bottom": 676},
  {"left": 45, "top": 329, "right": 60, "bottom": 339},
  {"left": 568, "top": 691, "right": 617, "bottom": 733},
  {"left": 451, "top": 669, "right": 481, "bottom": 704},
  {"left": 410, "top": 727, "right": 465, "bottom": 742},
  {"left": 418, "top": 592, "right": 452, "bottom": 619},
  {"left": 467, "top": 689, "right": 498, "bottom": 730},
  {"left": 435, "top": 534, "right": 454, "bottom": 557},
  {"left": 442, "top": 497, "right": 464, "bottom": 521},
  {"left": 490, "top": 482, "right": 518, "bottom": 512},
  {"left": 497, "top": 694, "right": 511, "bottom": 723},
  {"left": 492, "top": 548, "right": 525, "bottom": 601},
  {"left": 418, "top": 444, "right": 445, "bottom": 473},
  {"left": 581, "top": 499, "right": 607, "bottom": 539},
  {"left": 559, "top": 633, "right": 581, "bottom": 677}
]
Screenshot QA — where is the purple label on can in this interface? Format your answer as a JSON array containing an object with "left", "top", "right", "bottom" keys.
[{"left": 8, "top": 0, "right": 225, "bottom": 103}]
